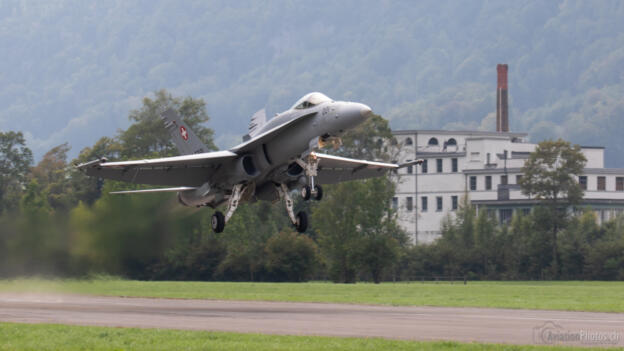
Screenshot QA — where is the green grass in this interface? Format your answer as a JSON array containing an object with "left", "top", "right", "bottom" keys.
[
  {"left": 1, "top": 279, "right": 623, "bottom": 313},
  {"left": 0, "top": 322, "right": 609, "bottom": 351}
]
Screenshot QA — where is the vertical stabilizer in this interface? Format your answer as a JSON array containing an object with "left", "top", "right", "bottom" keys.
[
  {"left": 243, "top": 109, "right": 267, "bottom": 141},
  {"left": 161, "top": 108, "right": 209, "bottom": 155}
]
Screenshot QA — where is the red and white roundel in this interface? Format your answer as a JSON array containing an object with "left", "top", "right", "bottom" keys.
[{"left": 179, "top": 126, "right": 189, "bottom": 141}]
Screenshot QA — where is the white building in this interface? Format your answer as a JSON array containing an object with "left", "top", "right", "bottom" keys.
[{"left": 392, "top": 129, "right": 624, "bottom": 244}]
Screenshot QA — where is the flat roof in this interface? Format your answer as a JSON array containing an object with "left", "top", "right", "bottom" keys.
[
  {"left": 462, "top": 167, "right": 624, "bottom": 175},
  {"left": 472, "top": 199, "right": 624, "bottom": 207},
  {"left": 415, "top": 152, "right": 466, "bottom": 158},
  {"left": 392, "top": 129, "right": 528, "bottom": 137}
]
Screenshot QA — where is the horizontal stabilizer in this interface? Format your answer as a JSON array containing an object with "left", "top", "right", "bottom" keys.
[{"left": 110, "top": 187, "right": 197, "bottom": 194}]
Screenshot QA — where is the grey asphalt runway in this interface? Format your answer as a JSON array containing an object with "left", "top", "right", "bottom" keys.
[{"left": 0, "top": 293, "right": 622, "bottom": 347}]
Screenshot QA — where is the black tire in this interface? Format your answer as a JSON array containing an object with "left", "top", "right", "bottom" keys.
[
  {"left": 295, "top": 211, "right": 308, "bottom": 233},
  {"left": 212, "top": 211, "right": 225, "bottom": 233},
  {"left": 313, "top": 185, "right": 323, "bottom": 201},
  {"left": 301, "top": 185, "right": 311, "bottom": 200}
]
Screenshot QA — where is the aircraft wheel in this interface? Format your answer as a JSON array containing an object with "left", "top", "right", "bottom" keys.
[
  {"left": 295, "top": 211, "right": 308, "bottom": 233},
  {"left": 313, "top": 185, "right": 323, "bottom": 201},
  {"left": 212, "top": 211, "right": 225, "bottom": 233},
  {"left": 301, "top": 185, "right": 311, "bottom": 200}
]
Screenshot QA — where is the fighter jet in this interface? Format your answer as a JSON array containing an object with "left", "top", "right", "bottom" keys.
[{"left": 78, "top": 92, "right": 420, "bottom": 233}]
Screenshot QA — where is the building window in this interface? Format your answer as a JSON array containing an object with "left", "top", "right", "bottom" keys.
[
  {"left": 406, "top": 197, "right": 413, "bottom": 211},
  {"left": 447, "top": 138, "right": 457, "bottom": 146},
  {"left": 499, "top": 209, "right": 513, "bottom": 224},
  {"left": 421, "top": 159, "right": 428, "bottom": 173},
  {"left": 617, "top": 177, "right": 624, "bottom": 191},
  {"left": 391, "top": 197, "right": 398, "bottom": 210},
  {"left": 406, "top": 160, "right": 413, "bottom": 174},
  {"left": 452, "top": 158, "right": 458, "bottom": 172},
  {"left": 597, "top": 176, "right": 606, "bottom": 191},
  {"left": 451, "top": 196, "right": 458, "bottom": 210},
  {"left": 436, "top": 159, "right": 443, "bottom": 173},
  {"left": 428, "top": 137, "right": 438, "bottom": 146},
  {"left": 470, "top": 176, "right": 477, "bottom": 191},
  {"left": 516, "top": 175, "right": 523, "bottom": 184},
  {"left": 421, "top": 197, "right": 428, "bottom": 212},
  {"left": 405, "top": 137, "right": 413, "bottom": 146},
  {"left": 501, "top": 175, "right": 508, "bottom": 185},
  {"left": 485, "top": 176, "right": 492, "bottom": 190},
  {"left": 436, "top": 197, "right": 443, "bottom": 211},
  {"left": 579, "top": 176, "right": 587, "bottom": 190}
]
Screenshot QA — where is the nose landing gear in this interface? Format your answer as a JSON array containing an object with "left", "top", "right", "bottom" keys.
[
  {"left": 296, "top": 154, "right": 323, "bottom": 202},
  {"left": 301, "top": 184, "right": 323, "bottom": 201}
]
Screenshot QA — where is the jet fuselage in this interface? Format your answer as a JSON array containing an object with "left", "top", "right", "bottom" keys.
[{"left": 178, "top": 94, "right": 372, "bottom": 207}]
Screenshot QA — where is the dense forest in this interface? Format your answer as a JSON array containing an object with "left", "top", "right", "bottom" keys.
[{"left": 1, "top": 1, "right": 624, "bottom": 166}]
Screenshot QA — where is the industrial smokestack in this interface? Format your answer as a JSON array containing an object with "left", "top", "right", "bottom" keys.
[{"left": 496, "top": 64, "right": 509, "bottom": 132}]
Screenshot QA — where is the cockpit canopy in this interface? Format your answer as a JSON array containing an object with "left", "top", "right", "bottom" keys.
[{"left": 291, "top": 92, "right": 333, "bottom": 110}]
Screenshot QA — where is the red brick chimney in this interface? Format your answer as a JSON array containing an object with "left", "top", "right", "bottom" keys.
[{"left": 496, "top": 64, "right": 509, "bottom": 132}]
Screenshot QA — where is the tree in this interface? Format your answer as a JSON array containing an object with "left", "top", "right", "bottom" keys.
[
  {"left": 69, "top": 186, "right": 176, "bottom": 278},
  {"left": 30, "top": 143, "right": 75, "bottom": 211},
  {"left": 474, "top": 209, "right": 497, "bottom": 277},
  {"left": 0, "top": 131, "right": 33, "bottom": 214},
  {"left": 519, "top": 139, "right": 587, "bottom": 277},
  {"left": 215, "top": 201, "right": 287, "bottom": 281},
  {"left": 333, "top": 113, "right": 394, "bottom": 161},
  {"left": 264, "top": 230, "right": 319, "bottom": 282},
  {"left": 436, "top": 196, "right": 478, "bottom": 278},
  {"left": 311, "top": 114, "right": 405, "bottom": 283},
  {"left": 70, "top": 137, "right": 120, "bottom": 205},
  {"left": 118, "top": 90, "right": 216, "bottom": 160}
]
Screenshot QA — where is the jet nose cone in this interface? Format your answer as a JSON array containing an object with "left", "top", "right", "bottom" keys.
[{"left": 360, "top": 104, "right": 372, "bottom": 119}]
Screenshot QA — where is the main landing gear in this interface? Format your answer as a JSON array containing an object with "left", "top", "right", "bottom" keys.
[
  {"left": 211, "top": 183, "right": 244, "bottom": 233},
  {"left": 211, "top": 182, "right": 309, "bottom": 234},
  {"left": 211, "top": 155, "right": 323, "bottom": 234},
  {"left": 277, "top": 183, "right": 307, "bottom": 233}
]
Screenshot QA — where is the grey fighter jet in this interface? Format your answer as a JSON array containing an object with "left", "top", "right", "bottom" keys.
[{"left": 78, "top": 92, "right": 420, "bottom": 233}]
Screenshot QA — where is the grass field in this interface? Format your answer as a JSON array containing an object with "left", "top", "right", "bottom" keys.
[
  {"left": 1, "top": 279, "right": 623, "bottom": 312},
  {"left": 0, "top": 322, "right": 608, "bottom": 351}
]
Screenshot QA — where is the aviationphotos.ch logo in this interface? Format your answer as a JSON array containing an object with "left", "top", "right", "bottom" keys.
[{"left": 533, "top": 321, "right": 621, "bottom": 346}]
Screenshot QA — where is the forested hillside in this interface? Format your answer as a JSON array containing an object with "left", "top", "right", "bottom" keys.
[{"left": 1, "top": 0, "right": 624, "bottom": 165}]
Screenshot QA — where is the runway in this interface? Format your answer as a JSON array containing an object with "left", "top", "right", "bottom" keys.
[{"left": 0, "top": 293, "right": 622, "bottom": 346}]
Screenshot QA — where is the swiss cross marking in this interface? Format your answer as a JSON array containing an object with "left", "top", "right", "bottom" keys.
[{"left": 180, "top": 126, "right": 189, "bottom": 141}]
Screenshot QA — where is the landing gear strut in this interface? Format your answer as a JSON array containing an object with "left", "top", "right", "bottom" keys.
[
  {"left": 277, "top": 183, "right": 308, "bottom": 233},
  {"left": 212, "top": 184, "right": 244, "bottom": 233},
  {"left": 296, "top": 154, "right": 323, "bottom": 201}
]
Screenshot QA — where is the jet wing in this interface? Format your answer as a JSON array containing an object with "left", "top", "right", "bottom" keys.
[
  {"left": 311, "top": 152, "right": 398, "bottom": 184},
  {"left": 311, "top": 152, "right": 423, "bottom": 184},
  {"left": 76, "top": 151, "right": 238, "bottom": 187},
  {"left": 230, "top": 111, "right": 317, "bottom": 153}
]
